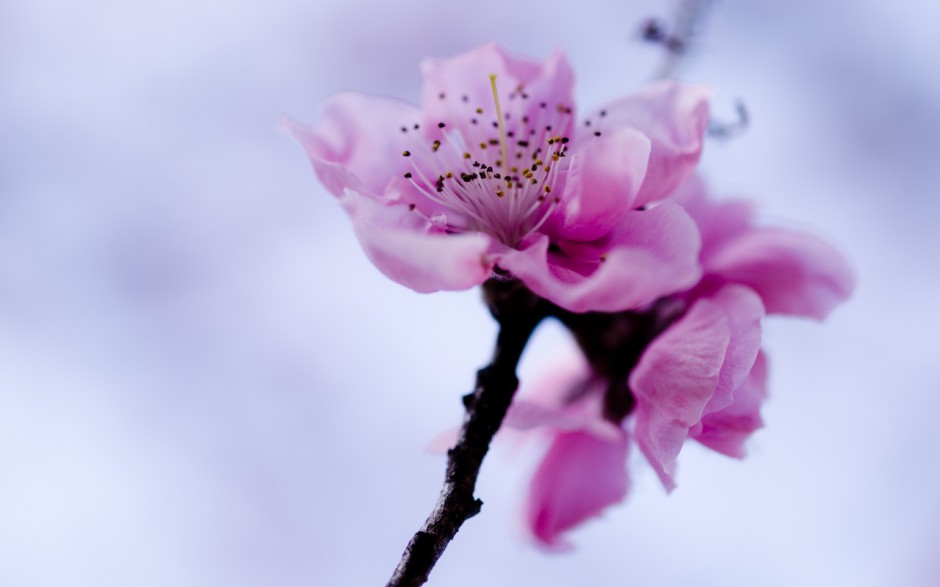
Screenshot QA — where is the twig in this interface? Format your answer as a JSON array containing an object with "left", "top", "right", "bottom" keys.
[
  {"left": 644, "top": 0, "right": 715, "bottom": 80},
  {"left": 709, "top": 99, "right": 750, "bottom": 139},
  {"left": 385, "top": 279, "right": 548, "bottom": 587}
]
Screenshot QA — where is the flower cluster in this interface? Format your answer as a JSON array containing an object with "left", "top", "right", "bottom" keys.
[
  {"left": 291, "top": 43, "right": 854, "bottom": 548},
  {"left": 507, "top": 176, "right": 854, "bottom": 546}
]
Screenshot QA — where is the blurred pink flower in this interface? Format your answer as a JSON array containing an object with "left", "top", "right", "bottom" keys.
[
  {"left": 673, "top": 177, "right": 857, "bottom": 321},
  {"left": 506, "top": 179, "right": 854, "bottom": 546},
  {"left": 289, "top": 43, "right": 710, "bottom": 312}
]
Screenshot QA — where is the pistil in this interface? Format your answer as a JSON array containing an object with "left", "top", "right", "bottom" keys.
[{"left": 488, "top": 74, "right": 509, "bottom": 173}]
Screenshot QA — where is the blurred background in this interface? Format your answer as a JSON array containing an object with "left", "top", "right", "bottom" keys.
[{"left": 1, "top": 0, "right": 938, "bottom": 585}]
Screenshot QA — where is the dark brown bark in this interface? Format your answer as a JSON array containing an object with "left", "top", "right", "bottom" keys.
[{"left": 384, "top": 279, "right": 548, "bottom": 587}]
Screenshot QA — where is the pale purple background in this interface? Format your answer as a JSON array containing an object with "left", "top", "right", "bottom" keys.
[{"left": 1, "top": 1, "right": 939, "bottom": 586}]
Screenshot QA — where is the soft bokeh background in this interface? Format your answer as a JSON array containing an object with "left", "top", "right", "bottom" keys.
[{"left": 2, "top": 0, "right": 938, "bottom": 585}]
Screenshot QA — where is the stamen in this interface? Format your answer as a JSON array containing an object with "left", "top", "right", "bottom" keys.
[
  {"left": 488, "top": 74, "right": 509, "bottom": 172},
  {"left": 396, "top": 76, "right": 577, "bottom": 247}
]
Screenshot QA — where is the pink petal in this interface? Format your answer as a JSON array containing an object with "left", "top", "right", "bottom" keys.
[
  {"left": 505, "top": 399, "right": 622, "bottom": 442},
  {"left": 504, "top": 355, "right": 620, "bottom": 439},
  {"left": 546, "top": 126, "right": 652, "bottom": 242},
  {"left": 517, "top": 353, "right": 594, "bottom": 406},
  {"left": 703, "top": 286, "right": 765, "bottom": 416},
  {"left": 629, "top": 295, "right": 732, "bottom": 490},
  {"left": 525, "top": 430, "right": 629, "bottom": 548},
  {"left": 668, "top": 176, "right": 754, "bottom": 261},
  {"left": 420, "top": 43, "right": 576, "bottom": 138},
  {"left": 591, "top": 81, "right": 710, "bottom": 207},
  {"left": 671, "top": 177, "right": 856, "bottom": 320},
  {"left": 339, "top": 188, "right": 493, "bottom": 292},
  {"left": 706, "top": 226, "right": 856, "bottom": 320},
  {"left": 495, "top": 202, "right": 701, "bottom": 312},
  {"left": 286, "top": 94, "right": 419, "bottom": 197},
  {"left": 693, "top": 351, "right": 769, "bottom": 458},
  {"left": 425, "top": 428, "right": 459, "bottom": 454}
]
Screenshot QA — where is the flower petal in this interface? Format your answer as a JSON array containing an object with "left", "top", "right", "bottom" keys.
[
  {"left": 672, "top": 177, "right": 856, "bottom": 320},
  {"left": 591, "top": 81, "right": 710, "bottom": 207},
  {"left": 525, "top": 430, "right": 629, "bottom": 548},
  {"left": 706, "top": 226, "right": 856, "bottom": 320},
  {"left": 693, "top": 351, "right": 769, "bottom": 458},
  {"left": 547, "top": 126, "right": 651, "bottom": 242},
  {"left": 495, "top": 202, "right": 701, "bottom": 312},
  {"left": 668, "top": 176, "right": 754, "bottom": 260},
  {"left": 505, "top": 400, "right": 622, "bottom": 441},
  {"left": 286, "top": 94, "right": 420, "bottom": 197},
  {"left": 630, "top": 294, "right": 732, "bottom": 490},
  {"left": 704, "top": 286, "right": 765, "bottom": 416},
  {"left": 420, "top": 43, "right": 576, "bottom": 138},
  {"left": 339, "top": 188, "right": 493, "bottom": 292}
]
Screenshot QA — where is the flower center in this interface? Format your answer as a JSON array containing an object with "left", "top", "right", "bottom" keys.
[{"left": 399, "top": 76, "right": 574, "bottom": 247}]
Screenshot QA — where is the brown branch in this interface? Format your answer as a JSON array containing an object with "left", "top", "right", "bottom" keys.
[
  {"left": 643, "top": 0, "right": 715, "bottom": 80},
  {"left": 385, "top": 279, "right": 548, "bottom": 587}
]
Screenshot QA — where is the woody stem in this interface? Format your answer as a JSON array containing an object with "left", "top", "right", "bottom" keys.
[{"left": 384, "top": 279, "right": 548, "bottom": 587}]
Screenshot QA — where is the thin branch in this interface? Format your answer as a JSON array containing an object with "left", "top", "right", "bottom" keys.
[
  {"left": 385, "top": 279, "right": 548, "bottom": 587},
  {"left": 645, "top": 0, "right": 715, "bottom": 80},
  {"left": 709, "top": 99, "right": 750, "bottom": 139}
]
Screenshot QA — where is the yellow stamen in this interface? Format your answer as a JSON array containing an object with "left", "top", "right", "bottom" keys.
[{"left": 489, "top": 74, "right": 509, "bottom": 172}]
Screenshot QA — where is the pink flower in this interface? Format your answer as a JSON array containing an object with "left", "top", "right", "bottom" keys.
[
  {"left": 289, "top": 43, "right": 710, "bottom": 312},
  {"left": 631, "top": 177, "right": 856, "bottom": 488},
  {"left": 505, "top": 179, "right": 854, "bottom": 546},
  {"left": 503, "top": 357, "right": 629, "bottom": 548}
]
